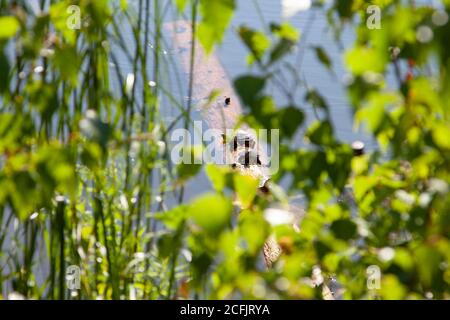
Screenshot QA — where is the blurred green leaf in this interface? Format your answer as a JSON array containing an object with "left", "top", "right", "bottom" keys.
[
  {"left": 269, "top": 38, "right": 295, "bottom": 65},
  {"left": 270, "top": 22, "right": 300, "bottom": 42},
  {"left": 238, "top": 210, "right": 269, "bottom": 255},
  {"left": 345, "top": 47, "right": 387, "bottom": 75},
  {"left": 0, "top": 52, "right": 10, "bottom": 93},
  {"left": 313, "top": 46, "right": 333, "bottom": 71},
  {"left": 205, "top": 164, "right": 231, "bottom": 192},
  {"left": 155, "top": 205, "right": 187, "bottom": 230},
  {"left": 330, "top": 219, "right": 357, "bottom": 240},
  {"left": 280, "top": 106, "right": 304, "bottom": 139},
  {"left": 305, "top": 89, "right": 329, "bottom": 112},
  {"left": 198, "top": 0, "right": 235, "bottom": 53},
  {"left": 177, "top": 163, "right": 202, "bottom": 183},
  {"left": 414, "top": 245, "right": 444, "bottom": 290},
  {"left": 238, "top": 26, "right": 271, "bottom": 64},
  {"left": 306, "top": 120, "right": 335, "bottom": 146},
  {"left": 175, "top": 0, "right": 188, "bottom": 12},
  {"left": 188, "top": 193, "right": 232, "bottom": 235},
  {"left": 380, "top": 275, "right": 407, "bottom": 300},
  {"left": 234, "top": 75, "right": 266, "bottom": 107},
  {"left": 0, "top": 16, "right": 20, "bottom": 39},
  {"left": 79, "top": 112, "right": 112, "bottom": 150},
  {"left": 432, "top": 123, "right": 450, "bottom": 150},
  {"left": 233, "top": 174, "right": 259, "bottom": 208}
]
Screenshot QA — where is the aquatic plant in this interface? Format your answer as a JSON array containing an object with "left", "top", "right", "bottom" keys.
[{"left": 0, "top": 0, "right": 448, "bottom": 300}]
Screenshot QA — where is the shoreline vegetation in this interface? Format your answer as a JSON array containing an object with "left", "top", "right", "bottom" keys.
[
  {"left": 0, "top": 0, "right": 449, "bottom": 300},
  {"left": 167, "top": 19, "right": 295, "bottom": 272}
]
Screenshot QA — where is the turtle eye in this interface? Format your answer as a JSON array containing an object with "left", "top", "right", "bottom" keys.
[{"left": 225, "top": 97, "right": 231, "bottom": 105}]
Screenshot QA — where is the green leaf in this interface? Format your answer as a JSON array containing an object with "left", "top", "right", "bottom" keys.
[
  {"left": 268, "top": 23, "right": 299, "bottom": 65},
  {"left": 176, "top": 145, "right": 203, "bottom": 183},
  {"left": 306, "top": 120, "right": 335, "bottom": 146},
  {"left": 120, "top": 0, "right": 129, "bottom": 10},
  {"left": 35, "top": 144, "right": 77, "bottom": 198},
  {"left": 380, "top": 275, "right": 407, "bottom": 300},
  {"left": 280, "top": 106, "right": 304, "bottom": 138},
  {"left": 205, "top": 164, "right": 231, "bottom": 192},
  {"left": 49, "top": 2, "right": 77, "bottom": 44},
  {"left": 330, "top": 219, "right": 357, "bottom": 240},
  {"left": 334, "top": 0, "right": 355, "bottom": 19},
  {"left": 175, "top": 0, "right": 188, "bottom": 12},
  {"left": 432, "top": 123, "right": 450, "bottom": 150},
  {"left": 393, "top": 248, "right": 414, "bottom": 272},
  {"left": 198, "top": 0, "right": 235, "bottom": 53},
  {"left": 234, "top": 75, "right": 266, "bottom": 107},
  {"left": 188, "top": 193, "right": 232, "bottom": 235},
  {"left": 238, "top": 26, "right": 271, "bottom": 64},
  {"left": 177, "top": 163, "right": 202, "bottom": 183},
  {"left": 233, "top": 174, "right": 259, "bottom": 208},
  {"left": 53, "top": 46, "right": 81, "bottom": 85},
  {"left": 9, "top": 171, "right": 38, "bottom": 221},
  {"left": 0, "top": 52, "right": 10, "bottom": 93},
  {"left": 305, "top": 89, "right": 329, "bottom": 111},
  {"left": 345, "top": 46, "right": 387, "bottom": 75},
  {"left": 414, "top": 245, "right": 444, "bottom": 290},
  {"left": 0, "top": 113, "right": 34, "bottom": 152},
  {"left": 313, "top": 46, "right": 332, "bottom": 70},
  {"left": 238, "top": 211, "right": 269, "bottom": 255},
  {"left": 270, "top": 23, "right": 300, "bottom": 42},
  {"left": 0, "top": 16, "right": 20, "bottom": 39},
  {"left": 79, "top": 112, "right": 111, "bottom": 150},
  {"left": 355, "top": 93, "right": 398, "bottom": 134},
  {"left": 269, "top": 38, "right": 295, "bottom": 65},
  {"left": 155, "top": 205, "right": 187, "bottom": 230},
  {"left": 157, "top": 223, "right": 184, "bottom": 259}
]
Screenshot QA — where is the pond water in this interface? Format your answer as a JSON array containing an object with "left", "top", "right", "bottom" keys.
[{"left": 143, "top": 0, "right": 380, "bottom": 202}]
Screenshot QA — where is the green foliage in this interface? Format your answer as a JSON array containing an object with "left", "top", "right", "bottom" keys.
[
  {"left": 188, "top": 193, "right": 232, "bottom": 235},
  {"left": 198, "top": 0, "right": 236, "bottom": 53},
  {"left": 0, "top": 16, "right": 20, "bottom": 39},
  {"left": 0, "top": 0, "right": 449, "bottom": 301}
]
